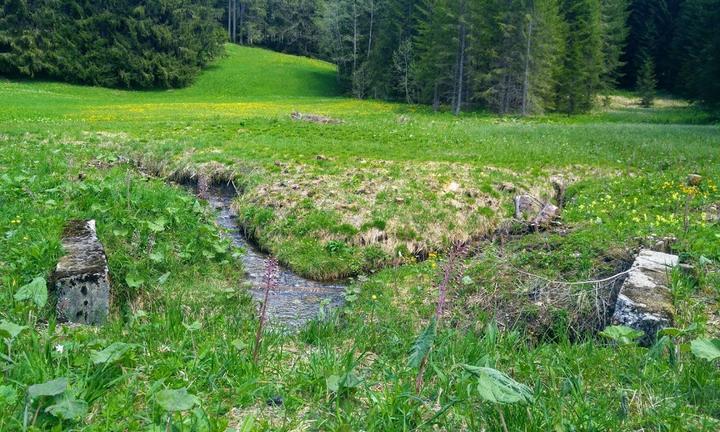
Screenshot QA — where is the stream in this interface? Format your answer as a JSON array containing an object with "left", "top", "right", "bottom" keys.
[{"left": 204, "top": 188, "right": 346, "bottom": 330}]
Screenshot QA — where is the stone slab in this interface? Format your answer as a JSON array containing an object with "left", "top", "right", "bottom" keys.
[
  {"left": 53, "top": 220, "right": 110, "bottom": 325},
  {"left": 612, "top": 249, "right": 678, "bottom": 344}
]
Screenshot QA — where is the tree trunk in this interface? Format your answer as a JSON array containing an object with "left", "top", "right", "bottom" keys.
[
  {"left": 239, "top": 2, "right": 246, "bottom": 44},
  {"left": 227, "top": 0, "right": 231, "bottom": 41},
  {"left": 453, "top": 12, "right": 466, "bottom": 116},
  {"left": 367, "top": 0, "right": 374, "bottom": 60},
  {"left": 522, "top": 18, "right": 533, "bottom": 116},
  {"left": 432, "top": 82, "right": 440, "bottom": 112},
  {"left": 231, "top": 0, "right": 237, "bottom": 43},
  {"left": 352, "top": 0, "right": 358, "bottom": 73}
]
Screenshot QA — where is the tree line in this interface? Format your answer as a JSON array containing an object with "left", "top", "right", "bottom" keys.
[
  {"left": 225, "top": 0, "right": 720, "bottom": 112},
  {"left": 1, "top": 0, "right": 717, "bottom": 108},
  {"left": 0, "top": 0, "right": 225, "bottom": 88}
]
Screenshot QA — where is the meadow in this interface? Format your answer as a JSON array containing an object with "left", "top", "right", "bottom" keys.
[{"left": 1, "top": 44, "right": 719, "bottom": 430}]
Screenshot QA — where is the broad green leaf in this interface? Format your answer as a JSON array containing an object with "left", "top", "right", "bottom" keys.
[
  {"left": 0, "top": 319, "right": 27, "bottom": 340},
  {"left": 28, "top": 377, "right": 68, "bottom": 399},
  {"left": 125, "top": 273, "right": 144, "bottom": 288},
  {"left": 690, "top": 338, "right": 720, "bottom": 361},
  {"left": 183, "top": 321, "right": 202, "bottom": 332},
  {"left": 408, "top": 317, "right": 436, "bottom": 368},
  {"left": 325, "top": 375, "right": 340, "bottom": 392},
  {"left": 0, "top": 385, "right": 17, "bottom": 405},
  {"left": 231, "top": 339, "right": 247, "bottom": 351},
  {"left": 14, "top": 277, "right": 48, "bottom": 308},
  {"left": 157, "top": 272, "right": 171, "bottom": 285},
  {"left": 147, "top": 218, "right": 166, "bottom": 233},
  {"left": 599, "top": 325, "right": 644, "bottom": 345},
  {"left": 45, "top": 396, "right": 88, "bottom": 420},
  {"left": 90, "top": 342, "right": 136, "bottom": 365},
  {"left": 155, "top": 387, "right": 199, "bottom": 412},
  {"left": 326, "top": 372, "right": 360, "bottom": 393},
  {"left": 149, "top": 251, "right": 164, "bottom": 263},
  {"left": 463, "top": 365, "right": 533, "bottom": 404},
  {"left": 236, "top": 415, "right": 256, "bottom": 432}
]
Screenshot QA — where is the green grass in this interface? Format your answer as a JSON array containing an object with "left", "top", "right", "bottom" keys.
[{"left": 1, "top": 45, "right": 719, "bottom": 430}]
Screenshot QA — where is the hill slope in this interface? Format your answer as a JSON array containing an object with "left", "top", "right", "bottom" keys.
[{"left": 181, "top": 45, "right": 340, "bottom": 99}]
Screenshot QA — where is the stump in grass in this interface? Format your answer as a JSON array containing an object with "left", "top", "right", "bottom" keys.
[{"left": 53, "top": 220, "right": 110, "bottom": 325}]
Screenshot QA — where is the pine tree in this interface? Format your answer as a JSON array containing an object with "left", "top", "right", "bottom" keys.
[
  {"left": 600, "top": 0, "right": 629, "bottom": 90},
  {"left": 673, "top": 0, "right": 720, "bottom": 105},
  {"left": 479, "top": 0, "right": 563, "bottom": 114},
  {"left": 555, "top": 0, "right": 604, "bottom": 113},
  {"left": 636, "top": 53, "right": 656, "bottom": 107},
  {"left": 414, "top": 0, "right": 456, "bottom": 110}
]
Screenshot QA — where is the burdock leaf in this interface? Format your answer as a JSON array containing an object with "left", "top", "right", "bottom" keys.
[
  {"left": 14, "top": 277, "right": 47, "bottom": 308},
  {"left": 326, "top": 375, "right": 340, "bottom": 392},
  {"left": 182, "top": 321, "right": 202, "bottom": 332},
  {"left": 462, "top": 365, "right": 534, "bottom": 404},
  {"left": 90, "top": 342, "right": 136, "bottom": 365},
  {"left": 408, "top": 317, "right": 436, "bottom": 368},
  {"left": 0, "top": 319, "right": 27, "bottom": 340},
  {"left": 599, "top": 325, "right": 644, "bottom": 345},
  {"left": 155, "top": 387, "right": 200, "bottom": 412},
  {"left": 690, "top": 338, "right": 720, "bottom": 361},
  {"left": 45, "top": 396, "right": 88, "bottom": 420},
  {"left": 28, "top": 377, "right": 68, "bottom": 399},
  {"left": 125, "top": 273, "right": 144, "bottom": 288}
]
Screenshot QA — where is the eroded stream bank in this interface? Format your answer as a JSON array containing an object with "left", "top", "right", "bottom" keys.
[{"left": 203, "top": 187, "right": 346, "bottom": 330}]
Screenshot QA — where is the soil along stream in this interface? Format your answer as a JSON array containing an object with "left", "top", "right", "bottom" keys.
[{"left": 205, "top": 187, "right": 346, "bottom": 330}]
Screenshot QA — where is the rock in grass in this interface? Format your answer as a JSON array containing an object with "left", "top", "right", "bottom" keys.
[
  {"left": 532, "top": 203, "right": 559, "bottom": 227},
  {"left": 53, "top": 220, "right": 110, "bottom": 325},
  {"left": 687, "top": 174, "right": 702, "bottom": 186},
  {"left": 514, "top": 195, "right": 559, "bottom": 227},
  {"left": 514, "top": 195, "right": 542, "bottom": 220},
  {"left": 612, "top": 249, "right": 678, "bottom": 345}
]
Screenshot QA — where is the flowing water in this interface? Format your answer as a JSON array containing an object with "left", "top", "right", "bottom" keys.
[{"left": 205, "top": 188, "right": 346, "bottom": 330}]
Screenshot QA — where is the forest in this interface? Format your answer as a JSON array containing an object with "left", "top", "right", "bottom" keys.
[{"left": 2, "top": 0, "right": 719, "bottom": 111}]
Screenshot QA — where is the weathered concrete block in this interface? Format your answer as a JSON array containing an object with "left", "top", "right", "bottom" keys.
[
  {"left": 612, "top": 249, "right": 678, "bottom": 344},
  {"left": 53, "top": 220, "right": 110, "bottom": 325}
]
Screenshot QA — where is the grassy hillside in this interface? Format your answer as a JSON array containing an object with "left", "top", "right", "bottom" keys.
[
  {"left": 183, "top": 45, "right": 340, "bottom": 99},
  {"left": 1, "top": 45, "right": 719, "bottom": 431}
]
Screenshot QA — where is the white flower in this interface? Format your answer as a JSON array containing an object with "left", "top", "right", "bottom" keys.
[{"left": 54, "top": 344, "right": 64, "bottom": 353}]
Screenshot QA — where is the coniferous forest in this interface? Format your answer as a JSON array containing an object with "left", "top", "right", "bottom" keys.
[
  {"left": 1, "top": 0, "right": 718, "bottom": 111},
  {"left": 0, "top": 0, "right": 226, "bottom": 88}
]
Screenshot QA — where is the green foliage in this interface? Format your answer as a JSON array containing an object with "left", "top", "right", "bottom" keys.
[
  {"left": 462, "top": 364, "right": 534, "bottom": 404},
  {"left": 13, "top": 276, "right": 47, "bottom": 308},
  {"left": 27, "top": 378, "right": 69, "bottom": 399},
  {"left": 690, "top": 338, "right": 720, "bottom": 361},
  {"left": 672, "top": 0, "right": 720, "bottom": 105},
  {"left": 599, "top": 325, "right": 645, "bottom": 345},
  {"left": 45, "top": 396, "right": 88, "bottom": 421},
  {"left": 0, "top": 319, "right": 26, "bottom": 340},
  {"left": 0, "top": 0, "right": 226, "bottom": 89},
  {"left": 408, "top": 317, "right": 437, "bottom": 368},
  {"left": 154, "top": 388, "right": 200, "bottom": 412},
  {"left": 637, "top": 54, "right": 657, "bottom": 107},
  {"left": 90, "top": 342, "right": 137, "bottom": 365},
  {"left": 0, "top": 385, "right": 18, "bottom": 406}
]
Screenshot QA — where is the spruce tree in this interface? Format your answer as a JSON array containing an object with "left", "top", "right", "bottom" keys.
[
  {"left": 555, "top": 0, "right": 604, "bottom": 113},
  {"left": 636, "top": 54, "right": 656, "bottom": 107}
]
